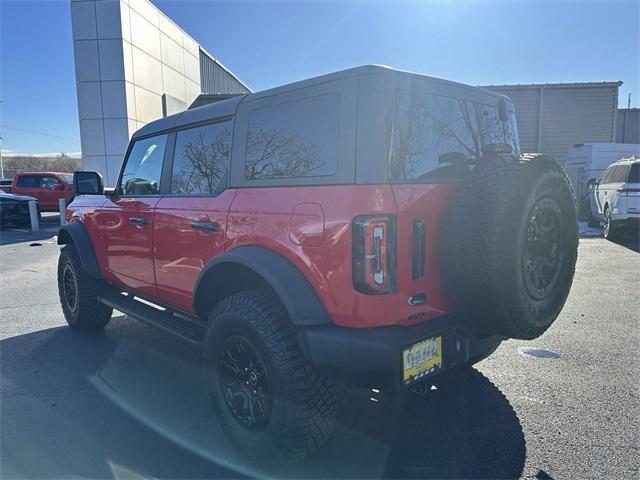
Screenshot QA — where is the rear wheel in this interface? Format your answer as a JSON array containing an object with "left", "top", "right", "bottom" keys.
[
  {"left": 603, "top": 206, "right": 618, "bottom": 240},
  {"left": 57, "top": 245, "right": 112, "bottom": 331},
  {"left": 203, "top": 289, "right": 338, "bottom": 465}
]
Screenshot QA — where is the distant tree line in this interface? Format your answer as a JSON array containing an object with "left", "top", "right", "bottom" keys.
[{"left": 1, "top": 154, "right": 80, "bottom": 179}]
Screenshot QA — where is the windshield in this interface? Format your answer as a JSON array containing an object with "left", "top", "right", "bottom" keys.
[
  {"left": 61, "top": 175, "right": 74, "bottom": 184},
  {"left": 389, "top": 90, "right": 520, "bottom": 181}
]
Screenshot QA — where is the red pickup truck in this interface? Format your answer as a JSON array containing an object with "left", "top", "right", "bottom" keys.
[{"left": 11, "top": 172, "right": 75, "bottom": 211}]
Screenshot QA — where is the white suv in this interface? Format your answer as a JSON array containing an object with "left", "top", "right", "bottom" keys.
[{"left": 591, "top": 156, "right": 640, "bottom": 240}]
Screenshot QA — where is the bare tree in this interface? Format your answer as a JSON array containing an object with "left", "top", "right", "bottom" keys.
[{"left": 245, "top": 127, "right": 325, "bottom": 180}]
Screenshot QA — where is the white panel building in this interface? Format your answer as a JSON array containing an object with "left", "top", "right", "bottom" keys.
[{"left": 70, "top": 0, "right": 250, "bottom": 185}]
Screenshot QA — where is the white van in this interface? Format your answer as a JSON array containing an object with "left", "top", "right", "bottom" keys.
[{"left": 563, "top": 143, "right": 640, "bottom": 216}]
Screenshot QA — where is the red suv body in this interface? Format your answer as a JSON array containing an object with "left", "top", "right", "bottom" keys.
[
  {"left": 62, "top": 66, "right": 522, "bottom": 384},
  {"left": 12, "top": 172, "right": 75, "bottom": 211},
  {"left": 58, "top": 66, "right": 580, "bottom": 462}
]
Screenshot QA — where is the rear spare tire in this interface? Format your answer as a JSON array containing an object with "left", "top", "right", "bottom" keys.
[{"left": 445, "top": 154, "right": 578, "bottom": 340}]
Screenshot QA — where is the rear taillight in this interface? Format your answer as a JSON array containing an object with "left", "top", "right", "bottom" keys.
[{"left": 352, "top": 215, "right": 396, "bottom": 294}]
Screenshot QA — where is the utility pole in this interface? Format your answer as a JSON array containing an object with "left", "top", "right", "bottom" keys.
[{"left": 622, "top": 93, "right": 631, "bottom": 143}]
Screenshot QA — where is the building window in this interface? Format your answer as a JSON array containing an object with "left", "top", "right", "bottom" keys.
[
  {"left": 245, "top": 94, "right": 340, "bottom": 180},
  {"left": 171, "top": 121, "right": 232, "bottom": 195}
]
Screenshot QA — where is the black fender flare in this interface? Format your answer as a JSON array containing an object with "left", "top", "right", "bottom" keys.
[
  {"left": 193, "top": 246, "right": 331, "bottom": 326},
  {"left": 57, "top": 221, "right": 103, "bottom": 279}
]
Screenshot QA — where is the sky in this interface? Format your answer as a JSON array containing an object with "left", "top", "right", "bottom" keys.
[{"left": 1, "top": 0, "right": 638, "bottom": 155}]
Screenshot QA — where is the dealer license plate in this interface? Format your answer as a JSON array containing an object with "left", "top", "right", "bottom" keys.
[{"left": 402, "top": 336, "right": 443, "bottom": 385}]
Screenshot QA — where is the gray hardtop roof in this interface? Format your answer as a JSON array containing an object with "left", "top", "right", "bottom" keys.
[
  {"left": 132, "top": 65, "right": 507, "bottom": 139},
  {"left": 247, "top": 64, "right": 508, "bottom": 102},
  {"left": 133, "top": 94, "right": 245, "bottom": 139}
]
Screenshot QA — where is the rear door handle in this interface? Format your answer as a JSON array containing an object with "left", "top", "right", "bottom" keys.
[
  {"left": 191, "top": 221, "right": 219, "bottom": 232},
  {"left": 128, "top": 216, "right": 148, "bottom": 226}
]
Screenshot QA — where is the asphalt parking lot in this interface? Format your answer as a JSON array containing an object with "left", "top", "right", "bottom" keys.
[{"left": 0, "top": 215, "right": 638, "bottom": 479}]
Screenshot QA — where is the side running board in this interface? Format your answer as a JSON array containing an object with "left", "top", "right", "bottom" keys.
[{"left": 98, "top": 290, "right": 205, "bottom": 344}]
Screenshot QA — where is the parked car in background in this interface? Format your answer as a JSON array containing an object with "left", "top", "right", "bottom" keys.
[
  {"left": 0, "top": 190, "right": 39, "bottom": 228},
  {"left": 563, "top": 143, "right": 640, "bottom": 217},
  {"left": 0, "top": 179, "right": 13, "bottom": 193},
  {"left": 11, "top": 172, "right": 75, "bottom": 211},
  {"left": 590, "top": 155, "right": 640, "bottom": 240}
]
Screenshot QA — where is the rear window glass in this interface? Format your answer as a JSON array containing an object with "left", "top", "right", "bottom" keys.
[
  {"left": 388, "top": 90, "right": 520, "bottom": 182},
  {"left": 16, "top": 175, "right": 39, "bottom": 188},
  {"left": 626, "top": 164, "right": 639, "bottom": 183},
  {"left": 245, "top": 94, "right": 340, "bottom": 180},
  {"left": 171, "top": 121, "right": 232, "bottom": 195}
]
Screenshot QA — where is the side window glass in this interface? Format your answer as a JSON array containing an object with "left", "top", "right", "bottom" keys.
[
  {"left": 17, "top": 175, "right": 38, "bottom": 188},
  {"left": 245, "top": 94, "right": 340, "bottom": 180},
  {"left": 120, "top": 134, "right": 167, "bottom": 195},
  {"left": 40, "top": 176, "right": 60, "bottom": 189},
  {"left": 171, "top": 121, "right": 232, "bottom": 195},
  {"left": 598, "top": 168, "right": 611, "bottom": 184},
  {"left": 609, "top": 165, "right": 629, "bottom": 183}
]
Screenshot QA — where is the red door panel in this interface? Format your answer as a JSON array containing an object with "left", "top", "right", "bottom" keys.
[
  {"left": 96, "top": 196, "right": 160, "bottom": 298},
  {"left": 153, "top": 190, "right": 236, "bottom": 312}
]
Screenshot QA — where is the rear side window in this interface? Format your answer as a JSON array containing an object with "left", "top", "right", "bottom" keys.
[
  {"left": 627, "top": 164, "right": 639, "bottom": 183},
  {"left": 388, "top": 91, "right": 519, "bottom": 182},
  {"left": 171, "top": 120, "right": 232, "bottom": 195},
  {"left": 16, "top": 175, "right": 39, "bottom": 187},
  {"left": 608, "top": 165, "right": 629, "bottom": 183},
  {"left": 121, "top": 134, "right": 168, "bottom": 195},
  {"left": 40, "top": 176, "right": 61, "bottom": 189},
  {"left": 245, "top": 94, "right": 340, "bottom": 180}
]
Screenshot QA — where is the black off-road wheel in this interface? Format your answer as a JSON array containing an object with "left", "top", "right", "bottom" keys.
[
  {"left": 203, "top": 289, "right": 338, "bottom": 465},
  {"left": 57, "top": 245, "right": 112, "bottom": 331},
  {"left": 445, "top": 154, "right": 578, "bottom": 340}
]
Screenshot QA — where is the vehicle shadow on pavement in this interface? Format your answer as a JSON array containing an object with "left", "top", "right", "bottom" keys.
[{"left": 0, "top": 317, "right": 525, "bottom": 479}]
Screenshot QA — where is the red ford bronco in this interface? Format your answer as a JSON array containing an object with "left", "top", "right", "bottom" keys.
[{"left": 57, "top": 65, "right": 577, "bottom": 463}]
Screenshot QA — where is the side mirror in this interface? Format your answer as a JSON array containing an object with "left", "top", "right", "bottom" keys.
[
  {"left": 52, "top": 183, "right": 64, "bottom": 191},
  {"left": 438, "top": 152, "right": 467, "bottom": 164},
  {"left": 74, "top": 171, "right": 104, "bottom": 195},
  {"left": 587, "top": 178, "right": 598, "bottom": 187},
  {"left": 482, "top": 143, "right": 513, "bottom": 157}
]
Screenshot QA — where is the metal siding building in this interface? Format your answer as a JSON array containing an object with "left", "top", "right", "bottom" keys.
[
  {"left": 199, "top": 50, "right": 250, "bottom": 96},
  {"left": 616, "top": 108, "right": 640, "bottom": 144},
  {"left": 483, "top": 82, "right": 621, "bottom": 161}
]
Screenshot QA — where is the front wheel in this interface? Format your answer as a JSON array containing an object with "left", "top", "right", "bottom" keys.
[
  {"left": 203, "top": 289, "right": 338, "bottom": 465},
  {"left": 57, "top": 245, "right": 112, "bottom": 331}
]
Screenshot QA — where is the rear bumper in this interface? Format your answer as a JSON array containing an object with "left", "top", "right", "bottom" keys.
[{"left": 297, "top": 315, "right": 502, "bottom": 391}]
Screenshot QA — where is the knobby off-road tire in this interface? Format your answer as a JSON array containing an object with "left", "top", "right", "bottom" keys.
[
  {"left": 57, "top": 245, "right": 112, "bottom": 331},
  {"left": 203, "top": 289, "right": 338, "bottom": 465},
  {"left": 445, "top": 154, "right": 578, "bottom": 340}
]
